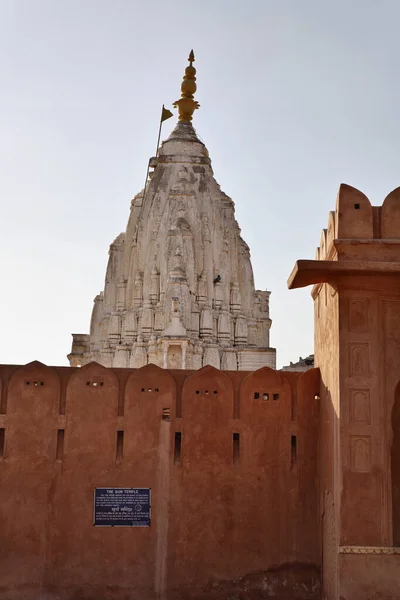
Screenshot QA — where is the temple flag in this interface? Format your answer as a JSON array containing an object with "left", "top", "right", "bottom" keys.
[{"left": 161, "top": 105, "right": 173, "bottom": 122}]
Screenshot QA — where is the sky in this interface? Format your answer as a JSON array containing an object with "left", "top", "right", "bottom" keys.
[{"left": 1, "top": 0, "right": 400, "bottom": 369}]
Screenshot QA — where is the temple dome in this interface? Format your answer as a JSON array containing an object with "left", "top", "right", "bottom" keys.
[{"left": 68, "top": 53, "right": 276, "bottom": 371}]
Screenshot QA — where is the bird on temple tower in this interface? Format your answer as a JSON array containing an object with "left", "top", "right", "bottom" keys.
[{"left": 69, "top": 51, "right": 276, "bottom": 371}]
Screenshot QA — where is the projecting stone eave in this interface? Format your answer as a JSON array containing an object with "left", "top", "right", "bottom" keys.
[{"left": 288, "top": 258, "right": 400, "bottom": 300}]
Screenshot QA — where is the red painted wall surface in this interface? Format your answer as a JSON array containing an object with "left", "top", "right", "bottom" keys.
[
  {"left": 288, "top": 186, "right": 400, "bottom": 599},
  {"left": 0, "top": 362, "right": 320, "bottom": 600}
]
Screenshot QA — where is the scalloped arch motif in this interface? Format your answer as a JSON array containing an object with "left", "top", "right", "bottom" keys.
[
  {"left": 125, "top": 363, "right": 177, "bottom": 392},
  {"left": 9, "top": 361, "right": 60, "bottom": 387},
  {"left": 66, "top": 361, "right": 119, "bottom": 389},
  {"left": 382, "top": 187, "right": 400, "bottom": 239},
  {"left": 335, "top": 183, "right": 373, "bottom": 239},
  {"left": 239, "top": 366, "right": 292, "bottom": 418},
  {"left": 182, "top": 364, "right": 234, "bottom": 391},
  {"left": 129, "top": 362, "right": 176, "bottom": 380},
  {"left": 297, "top": 367, "right": 320, "bottom": 393},
  {"left": 241, "top": 365, "right": 290, "bottom": 389}
]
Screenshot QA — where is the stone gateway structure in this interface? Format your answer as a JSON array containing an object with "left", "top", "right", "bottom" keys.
[{"left": 68, "top": 53, "right": 276, "bottom": 371}]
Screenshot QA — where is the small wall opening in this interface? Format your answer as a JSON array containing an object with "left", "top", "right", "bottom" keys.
[
  {"left": 0, "top": 428, "right": 5, "bottom": 457},
  {"left": 116, "top": 430, "right": 124, "bottom": 461},
  {"left": 56, "top": 429, "right": 64, "bottom": 461},
  {"left": 233, "top": 432, "right": 240, "bottom": 464},
  {"left": 291, "top": 435, "right": 297, "bottom": 468},
  {"left": 174, "top": 432, "right": 182, "bottom": 465}
]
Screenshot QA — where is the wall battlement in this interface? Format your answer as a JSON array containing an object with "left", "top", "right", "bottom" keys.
[
  {"left": 0, "top": 361, "right": 320, "bottom": 600},
  {"left": 316, "top": 184, "right": 400, "bottom": 263}
]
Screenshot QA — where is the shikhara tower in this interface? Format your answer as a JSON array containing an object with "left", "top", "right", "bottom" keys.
[{"left": 68, "top": 52, "right": 276, "bottom": 370}]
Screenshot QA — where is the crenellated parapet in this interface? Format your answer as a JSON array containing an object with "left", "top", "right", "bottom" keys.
[
  {"left": 316, "top": 184, "right": 400, "bottom": 261},
  {"left": 0, "top": 360, "right": 319, "bottom": 598},
  {"left": 289, "top": 184, "right": 400, "bottom": 291}
]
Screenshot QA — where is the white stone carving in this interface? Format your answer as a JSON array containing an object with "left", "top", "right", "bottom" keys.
[{"left": 69, "top": 121, "right": 276, "bottom": 370}]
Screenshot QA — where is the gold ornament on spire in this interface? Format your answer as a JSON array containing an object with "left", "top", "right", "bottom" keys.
[{"left": 173, "top": 50, "right": 200, "bottom": 122}]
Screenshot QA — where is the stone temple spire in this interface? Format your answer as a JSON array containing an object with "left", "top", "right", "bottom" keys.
[
  {"left": 68, "top": 53, "right": 276, "bottom": 370},
  {"left": 173, "top": 50, "right": 200, "bottom": 122}
]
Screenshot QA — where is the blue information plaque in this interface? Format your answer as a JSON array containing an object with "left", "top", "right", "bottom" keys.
[{"left": 94, "top": 488, "right": 151, "bottom": 527}]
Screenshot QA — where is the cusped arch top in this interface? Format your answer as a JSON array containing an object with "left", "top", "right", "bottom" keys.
[
  {"left": 240, "top": 366, "right": 292, "bottom": 420},
  {"left": 382, "top": 187, "right": 400, "bottom": 239},
  {"left": 126, "top": 363, "right": 177, "bottom": 393},
  {"left": 296, "top": 368, "right": 320, "bottom": 420},
  {"left": 297, "top": 367, "right": 320, "bottom": 396},
  {"left": 8, "top": 361, "right": 60, "bottom": 417},
  {"left": 181, "top": 364, "right": 234, "bottom": 452},
  {"left": 9, "top": 360, "right": 60, "bottom": 387},
  {"left": 182, "top": 364, "right": 234, "bottom": 394},
  {"left": 66, "top": 361, "right": 119, "bottom": 389},
  {"left": 335, "top": 183, "right": 373, "bottom": 239},
  {"left": 241, "top": 365, "right": 290, "bottom": 389}
]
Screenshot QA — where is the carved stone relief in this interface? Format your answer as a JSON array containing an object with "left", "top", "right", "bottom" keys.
[
  {"left": 350, "top": 435, "right": 371, "bottom": 472},
  {"left": 350, "top": 389, "right": 371, "bottom": 424},
  {"left": 349, "top": 343, "right": 370, "bottom": 377},
  {"left": 349, "top": 298, "right": 369, "bottom": 333}
]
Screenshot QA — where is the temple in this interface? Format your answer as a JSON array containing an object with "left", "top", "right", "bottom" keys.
[
  {"left": 68, "top": 52, "right": 276, "bottom": 370},
  {"left": 3, "top": 52, "right": 400, "bottom": 600}
]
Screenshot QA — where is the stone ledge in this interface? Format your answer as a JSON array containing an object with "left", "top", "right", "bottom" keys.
[{"left": 339, "top": 546, "right": 400, "bottom": 555}]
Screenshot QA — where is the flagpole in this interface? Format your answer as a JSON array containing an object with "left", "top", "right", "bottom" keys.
[
  {"left": 155, "top": 104, "right": 165, "bottom": 157},
  {"left": 142, "top": 159, "right": 151, "bottom": 203},
  {"left": 142, "top": 105, "right": 172, "bottom": 202}
]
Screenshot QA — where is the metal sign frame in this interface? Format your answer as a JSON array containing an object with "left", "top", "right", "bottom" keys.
[{"left": 93, "top": 487, "right": 151, "bottom": 527}]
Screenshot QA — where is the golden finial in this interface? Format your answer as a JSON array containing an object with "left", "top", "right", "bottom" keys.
[{"left": 173, "top": 50, "right": 200, "bottom": 122}]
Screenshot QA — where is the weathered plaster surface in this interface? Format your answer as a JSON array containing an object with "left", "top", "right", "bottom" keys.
[{"left": 0, "top": 362, "right": 318, "bottom": 600}]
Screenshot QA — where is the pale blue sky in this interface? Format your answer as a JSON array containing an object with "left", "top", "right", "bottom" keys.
[{"left": 1, "top": 0, "right": 399, "bottom": 368}]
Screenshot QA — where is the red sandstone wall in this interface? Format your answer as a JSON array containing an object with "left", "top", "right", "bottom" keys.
[
  {"left": 308, "top": 186, "right": 400, "bottom": 599},
  {"left": 313, "top": 279, "right": 340, "bottom": 600},
  {"left": 0, "top": 362, "right": 320, "bottom": 600},
  {"left": 339, "top": 552, "right": 400, "bottom": 600}
]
